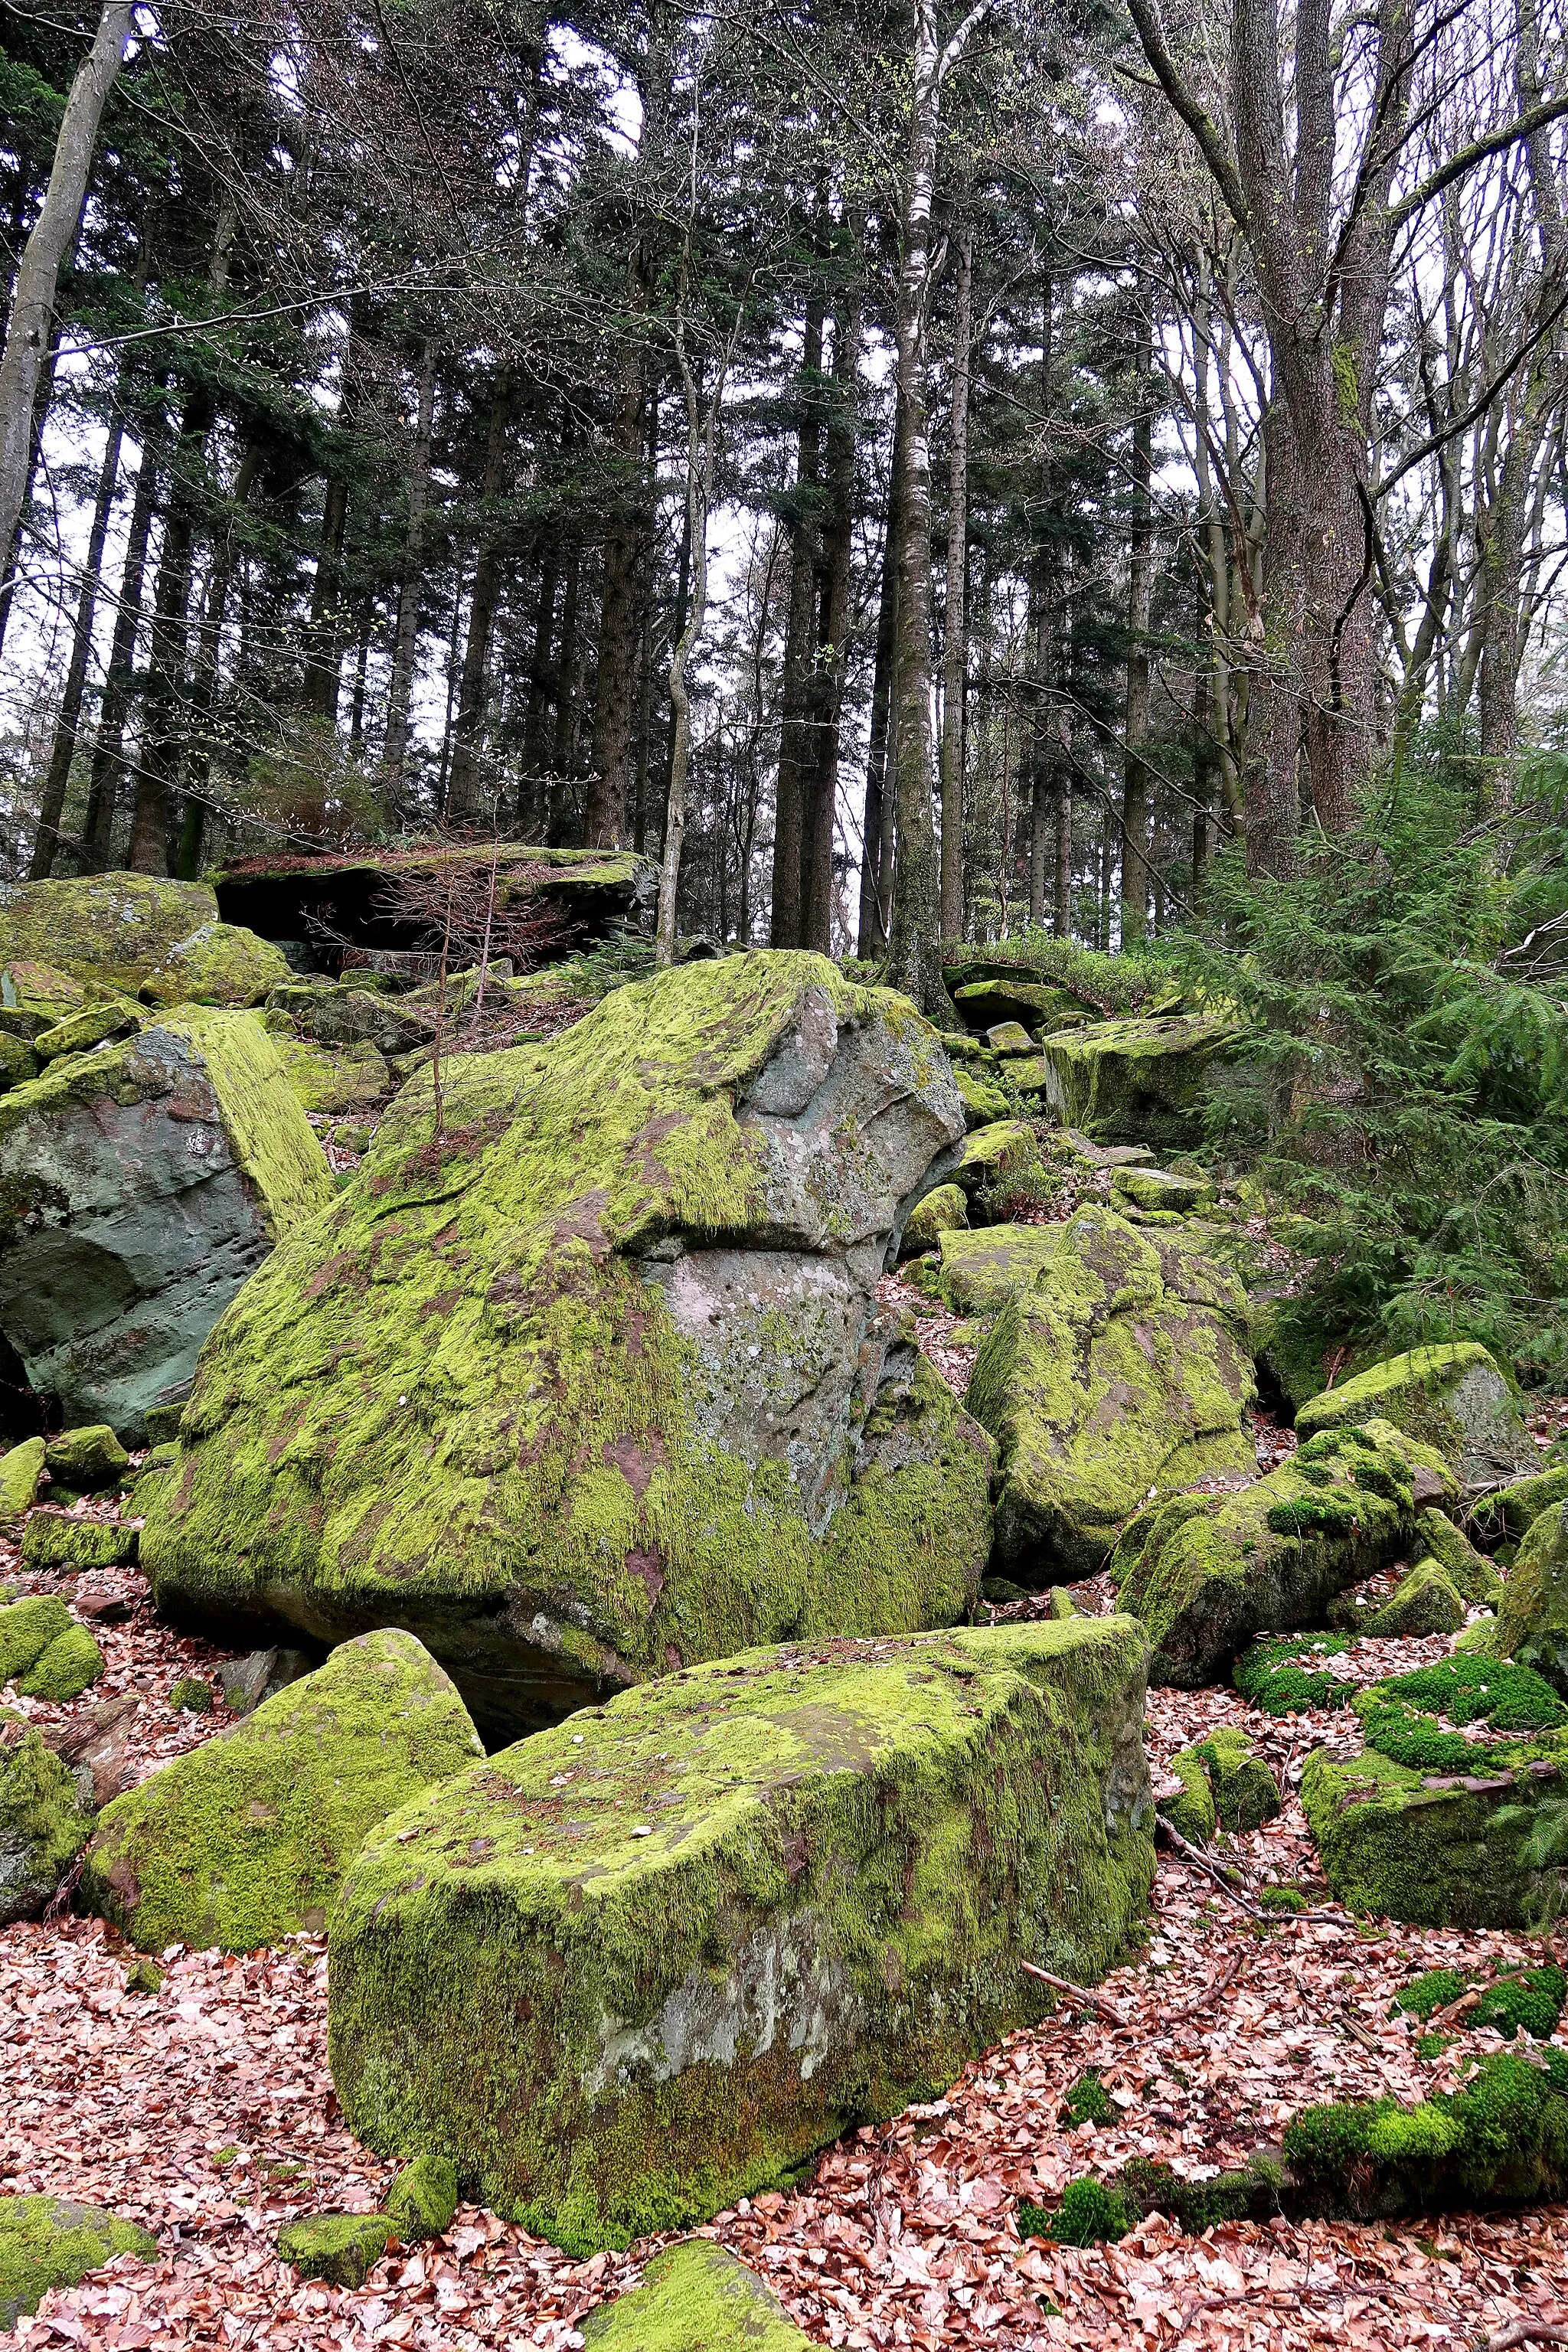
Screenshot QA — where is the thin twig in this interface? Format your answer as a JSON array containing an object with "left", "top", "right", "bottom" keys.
[{"left": 1020, "top": 1961, "right": 1120, "bottom": 2022}]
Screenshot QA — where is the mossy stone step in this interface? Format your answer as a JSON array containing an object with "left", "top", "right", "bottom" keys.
[
  {"left": 1, "top": 1719, "right": 94, "bottom": 1925},
  {"left": 582, "top": 2240, "right": 814, "bottom": 2348},
  {"left": 327, "top": 1615, "right": 1154, "bottom": 2255},
  {"left": 932, "top": 1222, "right": 1067, "bottom": 1313}
]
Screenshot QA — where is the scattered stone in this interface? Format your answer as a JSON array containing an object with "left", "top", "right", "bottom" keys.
[
  {"left": 0, "top": 873, "right": 282, "bottom": 1004},
  {"left": 384, "top": 2154, "right": 459, "bottom": 2246},
  {"left": 0, "top": 1007, "right": 333, "bottom": 1442},
  {"left": 1470, "top": 1462, "right": 1568, "bottom": 1546},
  {"left": 16, "top": 1622, "right": 104, "bottom": 1703},
  {"left": 0, "top": 1438, "right": 44, "bottom": 1524},
  {"left": 0, "top": 1718, "right": 94, "bottom": 1925},
  {"left": 21, "top": 1515, "right": 138, "bottom": 1573},
  {"left": 1031, "top": 1012, "right": 1242, "bottom": 1150},
  {"left": 1495, "top": 1498, "right": 1568, "bottom": 1691},
  {"left": 1158, "top": 1747, "right": 1217, "bottom": 1844},
  {"left": 0, "top": 1034, "right": 38, "bottom": 1089},
  {"left": 1292, "top": 1343, "right": 1534, "bottom": 1487},
  {"left": 0, "top": 2193, "right": 157, "bottom": 2331},
  {"left": 328, "top": 1615, "right": 1154, "bottom": 2254},
  {"left": 81, "top": 1628, "right": 485, "bottom": 1952},
  {"left": 33, "top": 1002, "right": 141, "bottom": 1063},
  {"left": 581, "top": 2239, "right": 814, "bottom": 2349},
  {"left": 954, "top": 1061, "right": 1009, "bottom": 1129},
  {"left": 0, "top": 1596, "right": 71, "bottom": 1685},
  {"left": 984, "top": 1021, "right": 1035, "bottom": 1056},
  {"left": 1114, "top": 1419, "right": 1455, "bottom": 1685},
  {"left": 217, "top": 1648, "right": 314, "bottom": 1717},
  {"left": 967, "top": 1207, "right": 1256, "bottom": 1580},
  {"left": 44, "top": 1425, "right": 129, "bottom": 1494},
  {"left": 143, "top": 956, "right": 995, "bottom": 1737},
  {"left": 70, "top": 1579, "right": 134, "bottom": 1625},
  {"left": 898, "top": 1181, "right": 968, "bottom": 1259},
  {"left": 1109, "top": 1164, "right": 1215, "bottom": 1214},
  {"left": 1191, "top": 1726, "right": 1282, "bottom": 1832},
  {"left": 949, "top": 1119, "right": 1046, "bottom": 1208},
  {"left": 331, "top": 1122, "right": 372, "bottom": 1155},
  {"left": 142, "top": 1400, "right": 188, "bottom": 1446},
  {"left": 1358, "top": 1558, "right": 1467, "bottom": 1638},
  {"left": 275, "top": 2212, "right": 392, "bottom": 2288},
  {"left": 168, "top": 1677, "right": 213, "bottom": 1714},
  {"left": 270, "top": 1032, "right": 391, "bottom": 1116},
  {"left": 980, "top": 1573, "right": 1031, "bottom": 1606},
  {"left": 123, "top": 1956, "right": 163, "bottom": 1994}
]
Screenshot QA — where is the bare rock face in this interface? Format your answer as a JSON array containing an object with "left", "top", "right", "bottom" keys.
[{"left": 142, "top": 953, "right": 995, "bottom": 1736}]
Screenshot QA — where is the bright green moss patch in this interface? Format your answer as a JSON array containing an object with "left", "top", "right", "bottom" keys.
[
  {"left": 1281, "top": 2049, "right": 1568, "bottom": 2216},
  {"left": 1472, "top": 1967, "right": 1566, "bottom": 2040},
  {"left": 580, "top": 2239, "right": 815, "bottom": 2349},
  {"left": 1257, "top": 1883, "right": 1307, "bottom": 1913},
  {"left": 1159, "top": 1746, "right": 1217, "bottom": 1844},
  {"left": 17, "top": 1622, "right": 103, "bottom": 1702},
  {"left": 1040, "top": 2177, "right": 1132, "bottom": 2245},
  {"left": 1370, "top": 1654, "right": 1566, "bottom": 1735},
  {"left": 276, "top": 2212, "right": 392, "bottom": 2287},
  {"left": 933, "top": 1221, "right": 1067, "bottom": 1313},
  {"left": 1496, "top": 1501, "right": 1568, "bottom": 1694},
  {"left": 1359, "top": 1560, "right": 1467, "bottom": 1640},
  {"left": 81, "top": 1629, "right": 483, "bottom": 1952},
  {"left": 1193, "top": 1726, "right": 1281, "bottom": 1832},
  {"left": 1396, "top": 1968, "right": 1466, "bottom": 2021},
  {"left": 168, "top": 1677, "right": 213, "bottom": 1714},
  {"left": 1061, "top": 2069, "right": 1114, "bottom": 2128},
  {"left": 0, "top": 1596, "right": 70, "bottom": 1685},
  {"left": 1234, "top": 1633, "right": 1357, "bottom": 1715},
  {"left": 385, "top": 2154, "right": 459, "bottom": 2246},
  {"left": 21, "top": 1516, "right": 137, "bottom": 1573},
  {"left": 1472, "top": 1466, "right": 1568, "bottom": 1547},
  {"left": 1293, "top": 1345, "right": 1533, "bottom": 1486},
  {"left": 0, "top": 1440, "right": 44, "bottom": 1523},
  {"left": 0, "top": 1720, "right": 94, "bottom": 1925},
  {"left": 0, "top": 2194, "right": 157, "bottom": 2331},
  {"left": 327, "top": 1615, "right": 1153, "bottom": 2254}
]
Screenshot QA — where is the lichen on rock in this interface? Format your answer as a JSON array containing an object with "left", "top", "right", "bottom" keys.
[
  {"left": 80, "top": 1628, "right": 483, "bottom": 1952},
  {"left": 142, "top": 953, "right": 993, "bottom": 1736},
  {"left": 1494, "top": 1499, "right": 1568, "bottom": 1693},
  {"left": 1031, "top": 1012, "right": 1241, "bottom": 1150},
  {"left": 326, "top": 1615, "right": 1154, "bottom": 2254},
  {"left": 0, "top": 874, "right": 284, "bottom": 1008},
  {"left": 1293, "top": 1344, "right": 1535, "bottom": 1486}
]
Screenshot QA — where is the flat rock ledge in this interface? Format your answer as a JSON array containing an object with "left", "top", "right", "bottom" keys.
[{"left": 326, "top": 1615, "right": 1153, "bottom": 2255}]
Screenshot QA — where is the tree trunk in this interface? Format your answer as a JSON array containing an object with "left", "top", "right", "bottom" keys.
[
  {"left": 518, "top": 546, "right": 561, "bottom": 835},
  {"left": 30, "top": 409, "right": 122, "bottom": 875},
  {"left": 802, "top": 270, "right": 863, "bottom": 954},
  {"left": 768, "top": 296, "right": 825, "bottom": 948},
  {"left": 126, "top": 391, "right": 207, "bottom": 874},
  {"left": 856, "top": 381, "right": 906, "bottom": 956},
  {"left": 938, "top": 223, "right": 973, "bottom": 946},
  {"left": 381, "top": 337, "right": 437, "bottom": 821},
  {"left": 0, "top": 1, "right": 134, "bottom": 580},
  {"left": 1120, "top": 295, "right": 1153, "bottom": 943},
  {"left": 548, "top": 551, "right": 580, "bottom": 844},
  {"left": 656, "top": 248, "right": 727, "bottom": 964},
  {"left": 446, "top": 371, "right": 514, "bottom": 825},
  {"left": 79, "top": 387, "right": 163, "bottom": 870},
  {"left": 175, "top": 442, "right": 262, "bottom": 879}
]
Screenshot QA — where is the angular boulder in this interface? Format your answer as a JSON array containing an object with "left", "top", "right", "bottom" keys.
[
  {"left": 327, "top": 1616, "right": 1154, "bottom": 2253},
  {"left": 1191, "top": 1727, "right": 1281, "bottom": 1832},
  {"left": 1360, "top": 1559, "right": 1466, "bottom": 1638},
  {"left": 1, "top": 1718, "right": 94, "bottom": 1925},
  {"left": 583, "top": 2241, "right": 813, "bottom": 2349},
  {"left": 0, "top": 2195, "right": 156, "bottom": 2332},
  {"left": 0, "top": 1439, "right": 44, "bottom": 1524},
  {"left": 898, "top": 1181, "right": 967, "bottom": 1258},
  {"left": 0, "top": 1007, "right": 333, "bottom": 1441},
  {"left": 966, "top": 1207, "right": 1256, "bottom": 1580},
  {"left": 80, "top": 1628, "right": 482, "bottom": 1952},
  {"left": 949, "top": 1118, "right": 1046, "bottom": 1209},
  {"left": 0, "top": 1596, "right": 71, "bottom": 1684},
  {"left": 930, "top": 1222, "right": 1067, "bottom": 1314},
  {"left": 0, "top": 872, "right": 285, "bottom": 1005},
  {"left": 1033, "top": 1011, "right": 1241, "bottom": 1150},
  {"left": 142, "top": 954, "right": 993, "bottom": 1736},
  {"left": 1496, "top": 1501, "right": 1568, "bottom": 1691},
  {"left": 1472, "top": 1463, "right": 1568, "bottom": 1546},
  {"left": 1413, "top": 1506, "right": 1502, "bottom": 1607},
  {"left": 1113, "top": 1419, "right": 1456, "bottom": 1685},
  {"left": 44, "top": 1424, "right": 129, "bottom": 1493},
  {"left": 1293, "top": 1344, "right": 1534, "bottom": 1486}
]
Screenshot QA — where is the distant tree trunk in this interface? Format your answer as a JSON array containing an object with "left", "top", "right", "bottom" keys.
[
  {"left": 1027, "top": 277, "right": 1054, "bottom": 932},
  {"left": 857, "top": 383, "right": 906, "bottom": 956},
  {"left": 303, "top": 473, "right": 350, "bottom": 724},
  {"left": 802, "top": 269, "right": 863, "bottom": 954},
  {"left": 30, "top": 410, "right": 122, "bottom": 875},
  {"left": 381, "top": 337, "right": 437, "bottom": 821},
  {"left": 549, "top": 551, "right": 580, "bottom": 844},
  {"left": 0, "top": 1, "right": 135, "bottom": 584},
  {"left": 80, "top": 388, "right": 163, "bottom": 870},
  {"left": 446, "top": 370, "right": 514, "bottom": 824},
  {"left": 175, "top": 442, "right": 261, "bottom": 879},
  {"left": 938, "top": 221, "right": 973, "bottom": 945},
  {"left": 1120, "top": 294, "right": 1153, "bottom": 943},
  {"left": 518, "top": 546, "right": 561, "bottom": 835},
  {"left": 769, "top": 296, "right": 825, "bottom": 948}
]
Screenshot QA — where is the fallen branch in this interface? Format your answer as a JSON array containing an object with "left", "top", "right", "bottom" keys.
[
  {"left": 1155, "top": 1818, "right": 1349, "bottom": 1923},
  {"left": 1429, "top": 1986, "right": 1483, "bottom": 2031},
  {"left": 1485, "top": 2323, "right": 1568, "bottom": 2349},
  {"left": 1338, "top": 2009, "right": 1385, "bottom": 2057},
  {"left": 1020, "top": 1960, "right": 1121, "bottom": 2022}
]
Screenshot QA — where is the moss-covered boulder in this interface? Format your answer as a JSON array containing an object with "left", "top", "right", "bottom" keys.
[
  {"left": 1113, "top": 1419, "right": 1456, "bottom": 1685},
  {"left": 1032, "top": 1012, "right": 1241, "bottom": 1150},
  {"left": 34, "top": 1002, "right": 140, "bottom": 1063},
  {"left": 1471, "top": 1463, "right": 1568, "bottom": 1547},
  {"left": 80, "top": 1628, "right": 482, "bottom": 1952},
  {"left": 949, "top": 1119, "right": 1046, "bottom": 1211},
  {"left": 276, "top": 2212, "right": 392, "bottom": 2287},
  {"left": 1495, "top": 1501, "right": 1568, "bottom": 1692},
  {"left": 0, "top": 1006, "right": 332, "bottom": 1442},
  {"left": 269, "top": 1032, "right": 391, "bottom": 1116},
  {"left": 898, "top": 1181, "right": 968, "bottom": 1259},
  {"left": 952, "top": 975, "right": 1096, "bottom": 1034},
  {"left": 1360, "top": 1559, "right": 1467, "bottom": 1638},
  {"left": 1110, "top": 1165, "right": 1215, "bottom": 1214},
  {"left": 1158, "top": 1746, "right": 1217, "bottom": 1843},
  {"left": 1414, "top": 1507, "right": 1502, "bottom": 1607},
  {"left": 953, "top": 1061, "right": 1008, "bottom": 1129},
  {"left": 267, "top": 983, "right": 437, "bottom": 1058},
  {"left": 1282, "top": 2049, "right": 1568, "bottom": 2220},
  {"left": 0, "top": 2194, "right": 157, "bottom": 2331},
  {"left": 0, "top": 873, "right": 284, "bottom": 1006},
  {"left": 930, "top": 1221, "right": 1067, "bottom": 1314},
  {"left": 17, "top": 1622, "right": 104, "bottom": 1702},
  {"left": 0, "top": 1438, "right": 43, "bottom": 1524},
  {"left": 142, "top": 955, "right": 993, "bottom": 1736},
  {"left": 1, "top": 1718, "right": 94, "bottom": 1924},
  {"left": 21, "top": 1514, "right": 137, "bottom": 1572},
  {"left": 384, "top": 2154, "right": 458, "bottom": 2246},
  {"left": 582, "top": 2241, "right": 813, "bottom": 2349},
  {"left": 1193, "top": 1726, "right": 1282, "bottom": 1831},
  {"left": 0, "top": 1595, "right": 71, "bottom": 1684},
  {"left": 967, "top": 1207, "right": 1255, "bottom": 1582},
  {"left": 1293, "top": 1344, "right": 1534, "bottom": 1487},
  {"left": 44, "top": 1424, "right": 129, "bottom": 1494},
  {"left": 326, "top": 1615, "right": 1154, "bottom": 2254}
]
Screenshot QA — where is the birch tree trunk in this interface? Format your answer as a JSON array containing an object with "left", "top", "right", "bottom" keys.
[{"left": 381, "top": 337, "right": 437, "bottom": 819}]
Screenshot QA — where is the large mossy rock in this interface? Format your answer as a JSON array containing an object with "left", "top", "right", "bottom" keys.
[
  {"left": 142, "top": 954, "right": 992, "bottom": 1737},
  {"left": 326, "top": 1615, "right": 1153, "bottom": 2254},
  {"left": 1302, "top": 1738, "right": 1568, "bottom": 1928},
  {"left": 80, "top": 1628, "right": 482, "bottom": 1952},
  {"left": 1495, "top": 1501, "right": 1568, "bottom": 1691},
  {"left": 0, "top": 873, "right": 286, "bottom": 1006},
  {"left": 1293, "top": 1344, "right": 1534, "bottom": 1486},
  {"left": 0, "top": 2195, "right": 157, "bottom": 2333},
  {"left": 966, "top": 1207, "right": 1256, "bottom": 1581},
  {"left": 1472, "top": 1463, "right": 1568, "bottom": 1546},
  {"left": 582, "top": 2241, "right": 813, "bottom": 2349},
  {"left": 1, "top": 1718, "right": 93, "bottom": 1925},
  {"left": 0, "top": 1007, "right": 332, "bottom": 1441},
  {"left": 930, "top": 1221, "right": 1067, "bottom": 1314},
  {"left": 1113, "top": 1419, "right": 1457, "bottom": 1685},
  {"left": 1032, "top": 1012, "right": 1241, "bottom": 1150}
]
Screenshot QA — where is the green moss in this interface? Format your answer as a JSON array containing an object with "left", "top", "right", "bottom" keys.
[
  {"left": 44, "top": 1426, "right": 129, "bottom": 1494},
  {"left": 0, "top": 874, "right": 224, "bottom": 996},
  {"left": 137, "top": 921, "right": 291, "bottom": 1009},
  {"left": 1040, "top": 2178, "right": 1132, "bottom": 2245},
  {"left": 950, "top": 1119, "right": 1047, "bottom": 1208},
  {"left": 1281, "top": 2050, "right": 1568, "bottom": 2216},
  {"left": 1160, "top": 1746, "right": 1217, "bottom": 1843},
  {"left": 326, "top": 1616, "right": 1154, "bottom": 2254},
  {"left": 0, "top": 1595, "right": 70, "bottom": 1684},
  {"left": 384, "top": 2153, "right": 459, "bottom": 2245},
  {"left": 0, "top": 2194, "right": 157, "bottom": 2330},
  {"left": 168, "top": 1677, "right": 213, "bottom": 1714},
  {"left": 270, "top": 1033, "right": 392, "bottom": 1117},
  {"left": 1361, "top": 1560, "right": 1467, "bottom": 1639},
  {"left": 80, "top": 1629, "right": 483, "bottom": 1953},
  {"left": 1472, "top": 1465, "right": 1568, "bottom": 1547},
  {"left": 18, "top": 1622, "right": 104, "bottom": 1702},
  {"left": 1496, "top": 1501, "right": 1568, "bottom": 1694},
  {"left": 1116, "top": 2153, "right": 1280, "bottom": 2233},
  {"left": 1257, "top": 1883, "right": 1307, "bottom": 1912},
  {"left": 1061, "top": 2069, "right": 1114, "bottom": 2127},
  {"left": 1030, "top": 1012, "right": 1242, "bottom": 1151},
  {"left": 580, "top": 2239, "right": 815, "bottom": 2349},
  {"left": 0, "top": 1722, "right": 94, "bottom": 1925},
  {"left": 1235, "top": 1633, "right": 1358, "bottom": 1714},
  {"left": 21, "top": 1516, "right": 137, "bottom": 1573},
  {"left": 934, "top": 1222, "right": 1067, "bottom": 1312},
  {"left": 1472, "top": 1967, "right": 1565, "bottom": 2040},
  {"left": 158, "top": 1008, "right": 333, "bottom": 1240},
  {"left": 1414, "top": 1509, "right": 1502, "bottom": 1608},
  {"left": 954, "top": 1063, "right": 1009, "bottom": 1128},
  {"left": 0, "top": 1439, "right": 44, "bottom": 1523},
  {"left": 276, "top": 2212, "right": 392, "bottom": 2287},
  {"left": 1302, "top": 1738, "right": 1568, "bottom": 1927},
  {"left": 1293, "top": 1345, "right": 1531, "bottom": 1485},
  {"left": 1417, "top": 2032, "right": 1455, "bottom": 2060},
  {"left": 1115, "top": 1419, "right": 1451, "bottom": 1687},
  {"left": 900, "top": 1181, "right": 968, "bottom": 1257},
  {"left": 1193, "top": 1726, "right": 1282, "bottom": 1832},
  {"left": 1396, "top": 1968, "right": 1466, "bottom": 2020},
  {"left": 34, "top": 1002, "right": 140, "bottom": 1061}
]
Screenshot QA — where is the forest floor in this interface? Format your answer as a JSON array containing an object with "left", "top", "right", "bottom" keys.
[{"left": 4, "top": 1484, "right": 1567, "bottom": 2352}]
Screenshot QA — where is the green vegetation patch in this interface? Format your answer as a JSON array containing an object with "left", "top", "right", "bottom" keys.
[
  {"left": 1472, "top": 1967, "right": 1566, "bottom": 2040},
  {"left": 0, "top": 2194, "right": 157, "bottom": 2331},
  {"left": 16, "top": 1622, "right": 104, "bottom": 1703},
  {"left": 1395, "top": 1968, "right": 1466, "bottom": 2021},
  {"left": 276, "top": 2212, "right": 392, "bottom": 2287},
  {"left": 325, "top": 1615, "right": 1154, "bottom": 2256},
  {"left": 581, "top": 2238, "right": 815, "bottom": 2349},
  {"left": 0, "top": 1595, "right": 70, "bottom": 1685},
  {"left": 1060, "top": 2069, "right": 1113, "bottom": 2128},
  {"left": 0, "top": 1720, "right": 95, "bottom": 1926},
  {"left": 1496, "top": 1501, "right": 1568, "bottom": 1696},
  {"left": 1282, "top": 2048, "right": 1568, "bottom": 2217},
  {"left": 1235, "top": 1632, "right": 1358, "bottom": 1715},
  {"left": 1301, "top": 1738, "right": 1568, "bottom": 1928}
]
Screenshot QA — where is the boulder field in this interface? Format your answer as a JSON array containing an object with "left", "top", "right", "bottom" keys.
[
  {"left": 141, "top": 953, "right": 995, "bottom": 1736},
  {"left": 326, "top": 1614, "right": 1153, "bottom": 2253}
]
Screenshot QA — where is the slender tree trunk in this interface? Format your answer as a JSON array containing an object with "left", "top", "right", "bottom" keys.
[
  {"left": 548, "top": 553, "right": 580, "bottom": 844},
  {"left": 769, "top": 296, "right": 825, "bottom": 947},
  {"left": 30, "top": 410, "right": 122, "bottom": 875},
  {"left": 857, "top": 384, "right": 906, "bottom": 956},
  {"left": 802, "top": 269, "right": 863, "bottom": 954},
  {"left": 446, "top": 371, "right": 514, "bottom": 823},
  {"left": 80, "top": 386, "right": 163, "bottom": 869},
  {"left": 0, "top": 1, "right": 134, "bottom": 581},
  {"left": 381, "top": 337, "right": 437, "bottom": 820},
  {"left": 657, "top": 249, "right": 728, "bottom": 964},
  {"left": 518, "top": 546, "right": 561, "bottom": 835},
  {"left": 175, "top": 441, "right": 261, "bottom": 878},
  {"left": 938, "top": 223, "right": 973, "bottom": 946},
  {"left": 1121, "top": 295, "right": 1154, "bottom": 942}
]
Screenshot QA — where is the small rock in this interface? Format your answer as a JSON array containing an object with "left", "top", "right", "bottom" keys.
[
  {"left": 168, "top": 1677, "right": 214, "bottom": 1714},
  {"left": 581, "top": 2239, "right": 814, "bottom": 2347},
  {"left": 41, "top": 1693, "right": 140, "bottom": 1808},
  {"left": 984, "top": 1021, "right": 1036, "bottom": 1055},
  {"left": 0, "top": 1594, "right": 71, "bottom": 1685},
  {"left": 384, "top": 2153, "right": 459, "bottom": 2246},
  {"left": 0, "top": 1437, "right": 44, "bottom": 1524},
  {"left": 1193, "top": 1726, "right": 1282, "bottom": 1833},
  {"left": 1110, "top": 1164, "right": 1216, "bottom": 1214},
  {"left": 34, "top": 1002, "right": 140, "bottom": 1063},
  {"left": 0, "top": 1720, "right": 94, "bottom": 1925},
  {"left": 21, "top": 1514, "right": 139, "bottom": 1573},
  {"left": 1157, "top": 1746, "right": 1217, "bottom": 1844},
  {"left": 70, "top": 1578, "right": 133, "bottom": 1625},
  {"left": 1360, "top": 1558, "right": 1467, "bottom": 1638},
  {"left": 16, "top": 1622, "right": 104, "bottom": 1703},
  {"left": 898, "top": 1181, "right": 969, "bottom": 1259},
  {"left": 276, "top": 2211, "right": 392, "bottom": 2288},
  {"left": 0, "top": 2194, "right": 157, "bottom": 2330},
  {"left": 44, "top": 1425, "right": 129, "bottom": 1494},
  {"left": 217, "top": 1648, "right": 314, "bottom": 1717},
  {"left": 124, "top": 1956, "right": 164, "bottom": 1995}
]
